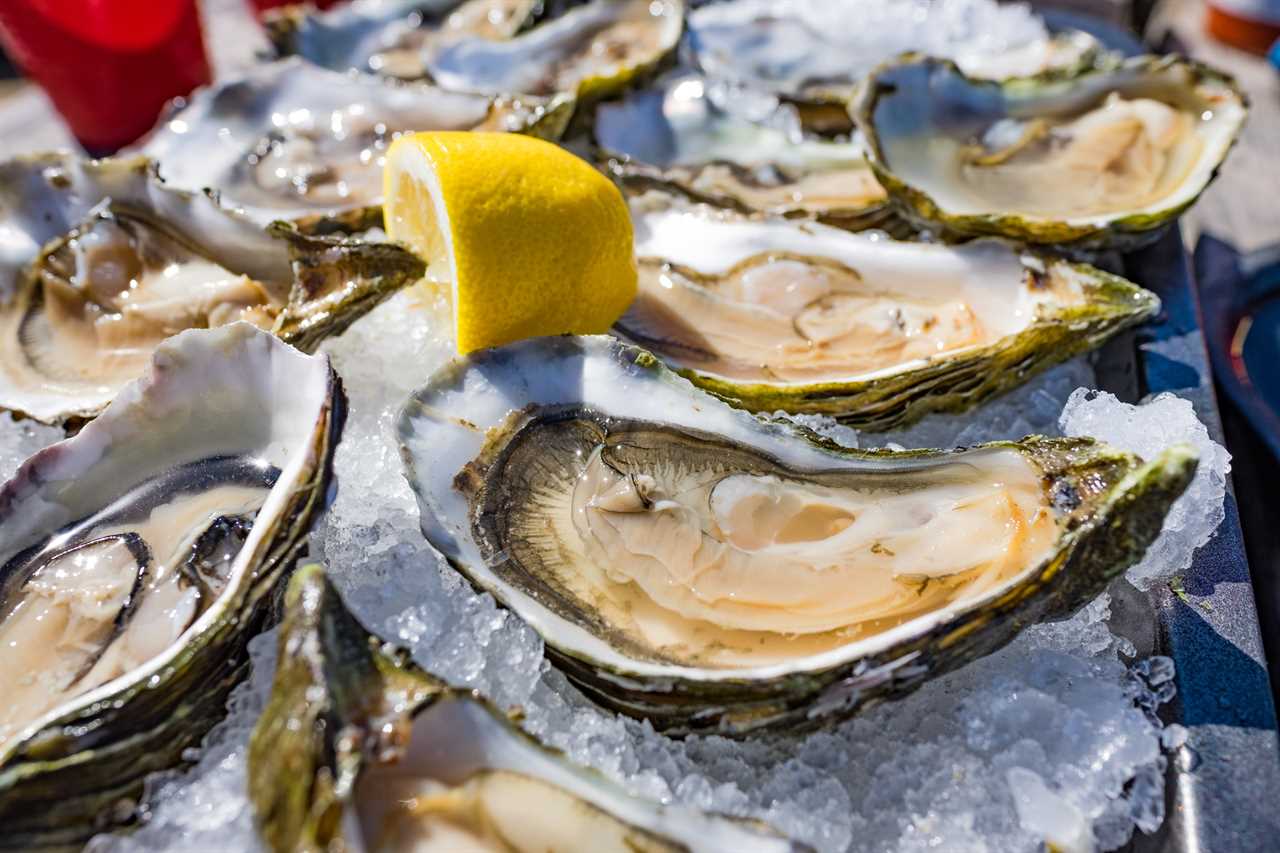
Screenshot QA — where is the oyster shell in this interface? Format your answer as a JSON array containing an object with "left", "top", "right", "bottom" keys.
[
  {"left": 854, "top": 55, "right": 1247, "bottom": 250},
  {"left": 424, "top": 0, "right": 684, "bottom": 104},
  {"left": 0, "top": 324, "right": 343, "bottom": 848},
  {"left": 398, "top": 336, "right": 1196, "bottom": 735},
  {"left": 615, "top": 195, "right": 1158, "bottom": 430},
  {"left": 687, "top": 0, "right": 1102, "bottom": 133},
  {"left": 266, "top": 0, "right": 542, "bottom": 81},
  {"left": 140, "top": 58, "right": 571, "bottom": 229},
  {"left": 689, "top": 4, "right": 1099, "bottom": 88},
  {"left": 0, "top": 152, "right": 422, "bottom": 424},
  {"left": 250, "top": 564, "right": 805, "bottom": 851},
  {"left": 596, "top": 76, "right": 889, "bottom": 229}
]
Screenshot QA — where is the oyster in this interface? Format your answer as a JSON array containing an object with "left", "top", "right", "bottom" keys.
[
  {"left": 854, "top": 55, "right": 1247, "bottom": 249},
  {"left": 424, "top": 0, "right": 684, "bottom": 104},
  {"left": 687, "top": 0, "right": 1101, "bottom": 133},
  {"left": 0, "top": 324, "right": 342, "bottom": 849},
  {"left": 615, "top": 195, "right": 1158, "bottom": 430},
  {"left": 0, "top": 152, "right": 422, "bottom": 424},
  {"left": 266, "top": 0, "right": 542, "bottom": 81},
  {"left": 250, "top": 564, "right": 805, "bottom": 852},
  {"left": 691, "top": 0, "right": 1100, "bottom": 96},
  {"left": 398, "top": 336, "right": 1195, "bottom": 735},
  {"left": 140, "top": 58, "right": 571, "bottom": 229},
  {"left": 596, "top": 76, "right": 889, "bottom": 229}
]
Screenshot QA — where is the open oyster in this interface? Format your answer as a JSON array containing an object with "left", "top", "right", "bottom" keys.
[
  {"left": 269, "top": 0, "right": 682, "bottom": 108},
  {"left": 250, "top": 564, "right": 804, "bottom": 851},
  {"left": 687, "top": 0, "right": 1101, "bottom": 133},
  {"left": 266, "top": 0, "right": 542, "bottom": 81},
  {"left": 140, "top": 58, "right": 571, "bottom": 229},
  {"left": 0, "top": 324, "right": 342, "bottom": 848},
  {"left": 854, "top": 55, "right": 1247, "bottom": 249},
  {"left": 398, "top": 336, "right": 1195, "bottom": 735},
  {"left": 615, "top": 195, "right": 1158, "bottom": 430},
  {"left": 596, "top": 76, "right": 889, "bottom": 229},
  {"left": 0, "top": 153, "right": 422, "bottom": 424},
  {"left": 424, "top": 0, "right": 683, "bottom": 103}
]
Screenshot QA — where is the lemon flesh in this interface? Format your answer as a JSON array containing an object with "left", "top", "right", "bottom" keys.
[{"left": 383, "top": 131, "right": 637, "bottom": 353}]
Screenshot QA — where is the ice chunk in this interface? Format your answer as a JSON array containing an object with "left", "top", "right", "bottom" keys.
[
  {"left": 1007, "top": 767, "right": 1091, "bottom": 853},
  {"left": 1060, "top": 389, "right": 1230, "bottom": 589}
]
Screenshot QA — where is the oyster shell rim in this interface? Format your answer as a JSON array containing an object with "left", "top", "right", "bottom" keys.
[{"left": 852, "top": 52, "right": 1249, "bottom": 250}]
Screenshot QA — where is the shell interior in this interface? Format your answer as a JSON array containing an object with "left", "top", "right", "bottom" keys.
[
  {"left": 0, "top": 324, "right": 335, "bottom": 778},
  {"left": 266, "top": 0, "right": 541, "bottom": 81},
  {"left": 621, "top": 199, "right": 1118, "bottom": 387},
  {"left": 397, "top": 336, "right": 1184, "bottom": 688},
  {"left": 687, "top": 0, "right": 1099, "bottom": 98},
  {"left": 0, "top": 153, "right": 422, "bottom": 424},
  {"left": 140, "top": 58, "right": 565, "bottom": 225},
  {"left": 424, "top": 0, "right": 683, "bottom": 99},
  {"left": 596, "top": 76, "right": 886, "bottom": 220},
  {"left": 859, "top": 55, "right": 1247, "bottom": 236}
]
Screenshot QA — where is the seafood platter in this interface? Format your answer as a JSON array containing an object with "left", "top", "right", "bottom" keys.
[{"left": 0, "top": 1, "right": 1274, "bottom": 851}]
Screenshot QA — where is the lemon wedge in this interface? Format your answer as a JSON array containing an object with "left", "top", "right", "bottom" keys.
[{"left": 383, "top": 131, "right": 637, "bottom": 353}]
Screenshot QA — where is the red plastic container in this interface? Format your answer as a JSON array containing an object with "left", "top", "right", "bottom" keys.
[{"left": 0, "top": 0, "right": 211, "bottom": 155}]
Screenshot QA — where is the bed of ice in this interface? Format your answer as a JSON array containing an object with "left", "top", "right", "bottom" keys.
[
  {"left": 58, "top": 277, "right": 1229, "bottom": 853},
  {"left": 0, "top": 0, "right": 1224, "bottom": 849}
]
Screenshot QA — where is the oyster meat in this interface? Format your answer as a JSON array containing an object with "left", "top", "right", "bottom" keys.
[
  {"left": 0, "top": 324, "right": 343, "bottom": 849},
  {"left": 140, "top": 58, "right": 571, "bottom": 229},
  {"left": 616, "top": 195, "right": 1159, "bottom": 429},
  {"left": 250, "top": 564, "right": 804, "bottom": 852},
  {"left": 596, "top": 76, "right": 888, "bottom": 228},
  {"left": 398, "top": 336, "right": 1196, "bottom": 734},
  {"left": 266, "top": 0, "right": 541, "bottom": 81},
  {"left": 855, "top": 55, "right": 1247, "bottom": 249},
  {"left": 0, "top": 153, "right": 422, "bottom": 424},
  {"left": 424, "top": 0, "right": 683, "bottom": 103}
]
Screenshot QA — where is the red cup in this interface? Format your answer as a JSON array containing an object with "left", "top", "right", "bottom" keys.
[{"left": 0, "top": 0, "right": 212, "bottom": 155}]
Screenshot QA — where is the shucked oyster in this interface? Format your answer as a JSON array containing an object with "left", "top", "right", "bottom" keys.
[
  {"left": 266, "top": 0, "right": 542, "bottom": 81},
  {"left": 0, "top": 152, "right": 422, "bottom": 424},
  {"left": 596, "top": 76, "right": 889, "bottom": 229},
  {"left": 0, "top": 324, "right": 342, "bottom": 849},
  {"left": 855, "top": 55, "right": 1247, "bottom": 249},
  {"left": 687, "top": 0, "right": 1101, "bottom": 133},
  {"left": 250, "top": 564, "right": 804, "bottom": 852},
  {"left": 424, "top": 0, "right": 684, "bottom": 104},
  {"left": 688, "top": 1, "right": 1099, "bottom": 94},
  {"left": 140, "top": 58, "right": 571, "bottom": 229},
  {"left": 269, "top": 0, "right": 682, "bottom": 108},
  {"left": 398, "top": 336, "right": 1195, "bottom": 735},
  {"left": 616, "top": 195, "right": 1158, "bottom": 430}
]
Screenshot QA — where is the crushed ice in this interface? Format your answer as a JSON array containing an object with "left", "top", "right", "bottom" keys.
[{"left": 74, "top": 283, "right": 1230, "bottom": 852}]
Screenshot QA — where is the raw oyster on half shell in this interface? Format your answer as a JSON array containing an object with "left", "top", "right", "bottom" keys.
[
  {"left": 249, "top": 564, "right": 806, "bottom": 851},
  {"left": 0, "top": 324, "right": 342, "bottom": 849},
  {"left": 397, "top": 336, "right": 1195, "bottom": 735}
]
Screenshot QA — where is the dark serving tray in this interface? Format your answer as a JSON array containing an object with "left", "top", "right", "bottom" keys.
[{"left": 1118, "top": 233, "right": 1280, "bottom": 851}]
